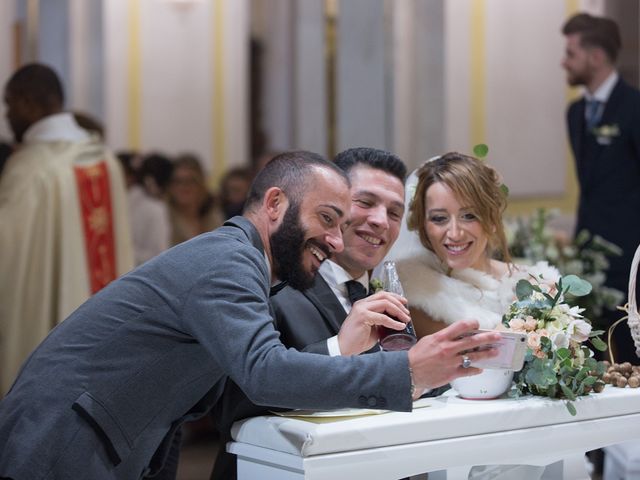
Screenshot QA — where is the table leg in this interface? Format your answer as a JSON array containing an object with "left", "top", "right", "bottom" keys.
[
  {"left": 560, "top": 454, "right": 590, "bottom": 479},
  {"left": 541, "top": 455, "right": 589, "bottom": 480},
  {"left": 442, "top": 465, "right": 472, "bottom": 480},
  {"left": 427, "top": 470, "right": 447, "bottom": 480}
]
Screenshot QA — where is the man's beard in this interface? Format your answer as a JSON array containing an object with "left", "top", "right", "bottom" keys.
[
  {"left": 270, "top": 203, "right": 317, "bottom": 291},
  {"left": 567, "top": 68, "right": 591, "bottom": 87},
  {"left": 567, "top": 73, "right": 585, "bottom": 86}
]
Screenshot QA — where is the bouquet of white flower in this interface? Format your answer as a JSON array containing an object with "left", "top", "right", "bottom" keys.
[
  {"left": 505, "top": 208, "right": 624, "bottom": 326},
  {"left": 503, "top": 273, "right": 608, "bottom": 415}
]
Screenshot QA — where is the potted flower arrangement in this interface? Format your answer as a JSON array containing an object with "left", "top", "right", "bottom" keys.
[{"left": 503, "top": 273, "right": 608, "bottom": 415}]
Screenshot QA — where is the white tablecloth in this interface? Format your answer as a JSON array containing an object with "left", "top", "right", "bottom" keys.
[{"left": 231, "top": 386, "right": 640, "bottom": 458}]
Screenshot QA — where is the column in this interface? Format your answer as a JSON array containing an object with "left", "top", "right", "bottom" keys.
[
  {"left": 293, "top": 0, "right": 327, "bottom": 157},
  {"left": 336, "top": 0, "right": 388, "bottom": 151},
  {"left": 392, "top": 0, "right": 445, "bottom": 170}
]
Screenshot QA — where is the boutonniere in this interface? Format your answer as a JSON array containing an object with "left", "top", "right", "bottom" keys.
[
  {"left": 592, "top": 124, "right": 620, "bottom": 145},
  {"left": 369, "top": 278, "right": 383, "bottom": 293}
]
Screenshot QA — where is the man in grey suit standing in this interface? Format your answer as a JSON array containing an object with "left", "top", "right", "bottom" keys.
[
  {"left": 211, "top": 147, "right": 413, "bottom": 479},
  {"left": 0, "top": 151, "right": 499, "bottom": 479}
]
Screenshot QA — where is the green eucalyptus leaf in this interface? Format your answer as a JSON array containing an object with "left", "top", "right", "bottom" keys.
[
  {"left": 559, "top": 382, "right": 576, "bottom": 401},
  {"left": 590, "top": 336, "right": 607, "bottom": 352},
  {"left": 562, "top": 275, "right": 592, "bottom": 296},
  {"left": 473, "top": 143, "right": 489, "bottom": 158},
  {"left": 583, "top": 376, "right": 597, "bottom": 386},
  {"left": 516, "top": 280, "right": 534, "bottom": 301},
  {"left": 525, "top": 358, "right": 557, "bottom": 387},
  {"left": 515, "top": 298, "right": 549, "bottom": 310},
  {"left": 565, "top": 401, "right": 577, "bottom": 416},
  {"left": 583, "top": 357, "right": 597, "bottom": 370},
  {"left": 575, "top": 368, "right": 591, "bottom": 386}
]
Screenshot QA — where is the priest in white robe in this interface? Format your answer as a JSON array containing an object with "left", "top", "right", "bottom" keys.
[{"left": 0, "top": 63, "right": 133, "bottom": 395}]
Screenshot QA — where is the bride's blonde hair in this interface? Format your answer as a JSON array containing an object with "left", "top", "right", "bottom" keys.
[{"left": 407, "top": 152, "right": 511, "bottom": 264}]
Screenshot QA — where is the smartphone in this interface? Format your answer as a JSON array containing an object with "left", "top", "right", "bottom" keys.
[{"left": 463, "top": 329, "right": 528, "bottom": 371}]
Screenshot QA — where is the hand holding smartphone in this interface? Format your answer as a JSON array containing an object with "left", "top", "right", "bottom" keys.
[{"left": 462, "top": 329, "right": 528, "bottom": 371}]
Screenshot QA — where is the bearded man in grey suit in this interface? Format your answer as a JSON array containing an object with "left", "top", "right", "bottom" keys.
[
  {"left": 211, "top": 148, "right": 443, "bottom": 479},
  {"left": 0, "top": 151, "right": 499, "bottom": 480}
]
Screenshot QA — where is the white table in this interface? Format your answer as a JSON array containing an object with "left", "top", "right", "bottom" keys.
[{"left": 228, "top": 386, "right": 640, "bottom": 479}]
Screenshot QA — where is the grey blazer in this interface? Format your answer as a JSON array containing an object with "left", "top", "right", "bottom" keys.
[
  {"left": 211, "top": 276, "right": 352, "bottom": 436},
  {"left": 211, "top": 275, "right": 382, "bottom": 480},
  {"left": 0, "top": 217, "right": 411, "bottom": 479}
]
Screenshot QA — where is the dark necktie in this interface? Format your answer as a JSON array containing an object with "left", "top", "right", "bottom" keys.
[
  {"left": 585, "top": 99, "right": 602, "bottom": 130},
  {"left": 345, "top": 280, "right": 368, "bottom": 305}
]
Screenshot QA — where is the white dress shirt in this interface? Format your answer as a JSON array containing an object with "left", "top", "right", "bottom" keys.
[
  {"left": 318, "top": 260, "right": 369, "bottom": 356},
  {"left": 584, "top": 70, "right": 619, "bottom": 123}
]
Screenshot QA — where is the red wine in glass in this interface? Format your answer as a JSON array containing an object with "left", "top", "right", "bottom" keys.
[{"left": 379, "top": 261, "right": 417, "bottom": 351}]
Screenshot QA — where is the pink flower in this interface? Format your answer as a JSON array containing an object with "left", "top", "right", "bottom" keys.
[
  {"left": 509, "top": 318, "right": 526, "bottom": 331},
  {"left": 527, "top": 331, "right": 541, "bottom": 349},
  {"left": 524, "top": 316, "right": 538, "bottom": 331},
  {"left": 534, "top": 349, "right": 547, "bottom": 359}
]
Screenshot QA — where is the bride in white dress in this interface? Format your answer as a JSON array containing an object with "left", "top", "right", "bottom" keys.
[
  {"left": 386, "top": 152, "right": 558, "bottom": 337},
  {"left": 385, "top": 152, "right": 558, "bottom": 480}
]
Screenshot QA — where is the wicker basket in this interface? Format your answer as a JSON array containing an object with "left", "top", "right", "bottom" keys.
[{"left": 609, "top": 243, "right": 640, "bottom": 361}]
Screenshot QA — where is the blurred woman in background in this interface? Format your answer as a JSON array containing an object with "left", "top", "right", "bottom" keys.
[
  {"left": 118, "top": 151, "right": 173, "bottom": 265},
  {"left": 168, "top": 153, "right": 223, "bottom": 245}
]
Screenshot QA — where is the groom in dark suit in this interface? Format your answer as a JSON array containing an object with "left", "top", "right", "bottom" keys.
[
  {"left": 211, "top": 148, "right": 416, "bottom": 479},
  {"left": 563, "top": 13, "right": 640, "bottom": 363}
]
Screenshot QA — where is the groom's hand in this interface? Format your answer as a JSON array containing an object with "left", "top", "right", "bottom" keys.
[
  {"left": 337, "top": 291, "right": 410, "bottom": 356},
  {"left": 408, "top": 320, "right": 501, "bottom": 390}
]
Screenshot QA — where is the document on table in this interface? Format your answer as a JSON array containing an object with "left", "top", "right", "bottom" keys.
[{"left": 272, "top": 397, "right": 432, "bottom": 421}]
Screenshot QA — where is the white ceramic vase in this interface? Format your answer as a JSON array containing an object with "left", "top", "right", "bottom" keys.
[{"left": 450, "top": 368, "right": 514, "bottom": 399}]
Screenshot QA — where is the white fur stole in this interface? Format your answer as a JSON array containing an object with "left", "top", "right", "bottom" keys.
[{"left": 395, "top": 249, "right": 560, "bottom": 329}]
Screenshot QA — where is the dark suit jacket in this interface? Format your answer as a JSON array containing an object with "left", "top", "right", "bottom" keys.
[
  {"left": 0, "top": 218, "right": 411, "bottom": 480},
  {"left": 273, "top": 275, "right": 349, "bottom": 352},
  {"left": 211, "top": 275, "right": 352, "bottom": 479},
  {"left": 567, "top": 78, "right": 640, "bottom": 293}
]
